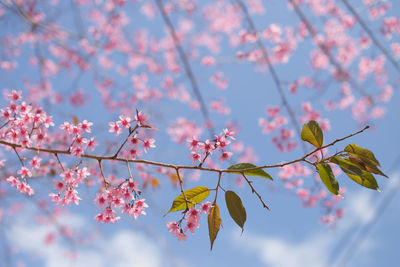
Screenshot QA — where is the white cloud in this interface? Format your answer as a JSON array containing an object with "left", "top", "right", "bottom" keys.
[
  {"left": 102, "top": 230, "right": 162, "bottom": 267},
  {"left": 241, "top": 233, "right": 330, "bottom": 267},
  {"left": 8, "top": 206, "right": 164, "bottom": 267},
  {"left": 236, "top": 186, "right": 383, "bottom": 267},
  {"left": 342, "top": 190, "right": 375, "bottom": 226},
  {"left": 386, "top": 172, "right": 400, "bottom": 190}
]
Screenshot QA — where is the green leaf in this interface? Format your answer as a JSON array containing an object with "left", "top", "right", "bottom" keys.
[
  {"left": 344, "top": 144, "right": 387, "bottom": 177},
  {"left": 208, "top": 204, "right": 222, "bottom": 250},
  {"left": 330, "top": 156, "right": 380, "bottom": 190},
  {"left": 227, "top": 163, "right": 273, "bottom": 180},
  {"left": 348, "top": 155, "right": 388, "bottom": 178},
  {"left": 344, "top": 144, "right": 380, "bottom": 166},
  {"left": 301, "top": 120, "right": 323, "bottom": 148},
  {"left": 366, "top": 165, "right": 387, "bottom": 178},
  {"left": 345, "top": 170, "right": 380, "bottom": 191},
  {"left": 167, "top": 186, "right": 210, "bottom": 213},
  {"left": 225, "top": 191, "right": 246, "bottom": 232},
  {"left": 317, "top": 163, "right": 340, "bottom": 195},
  {"left": 329, "top": 156, "right": 363, "bottom": 177}
]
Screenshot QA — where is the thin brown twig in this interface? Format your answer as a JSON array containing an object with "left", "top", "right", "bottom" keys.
[
  {"left": 54, "top": 153, "right": 65, "bottom": 172},
  {"left": 98, "top": 160, "right": 109, "bottom": 188},
  {"left": 126, "top": 160, "right": 133, "bottom": 178},
  {"left": 13, "top": 147, "right": 24, "bottom": 167},
  {"left": 242, "top": 174, "right": 270, "bottom": 210},
  {"left": 28, "top": 122, "right": 37, "bottom": 138},
  {"left": 213, "top": 172, "right": 223, "bottom": 204},
  {"left": 303, "top": 159, "right": 315, "bottom": 166},
  {"left": 175, "top": 168, "right": 189, "bottom": 212}
]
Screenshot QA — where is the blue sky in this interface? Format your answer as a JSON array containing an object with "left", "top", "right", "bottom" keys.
[{"left": 1, "top": 0, "right": 400, "bottom": 267}]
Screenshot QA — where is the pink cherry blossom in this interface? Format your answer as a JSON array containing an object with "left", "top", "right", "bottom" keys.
[
  {"left": 108, "top": 121, "right": 122, "bottom": 136},
  {"left": 143, "top": 138, "right": 156, "bottom": 153}
]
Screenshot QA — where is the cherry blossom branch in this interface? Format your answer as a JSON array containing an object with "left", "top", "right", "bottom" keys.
[
  {"left": 70, "top": 0, "right": 86, "bottom": 38},
  {"left": 0, "top": 0, "right": 35, "bottom": 27},
  {"left": 341, "top": 0, "right": 400, "bottom": 73},
  {"left": 0, "top": 0, "right": 80, "bottom": 41},
  {"left": 198, "top": 151, "right": 210, "bottom": 168},
  {"left": 0, "top": 0, "right": 161, "bottom": 109},
  {"left": 112, "top": 125, "right": 139, "bottom": 159},
  {"left": 155, "top": 0, "right": 215, "bottom": 137},
  {"left": 289, "top": 0, "right": 369, "bottom": 97},
  {"left": 236, "top": 0, "right": 307, "bottom": 153},
  {"left": 0, "top": 125, "right": 369, "bottom": 175}
]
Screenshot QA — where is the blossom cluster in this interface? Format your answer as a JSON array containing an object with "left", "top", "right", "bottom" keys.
[
  {"left": 49, "top": 167, "right": 90, "bottom": 206},
  {"left": 166, "top": 202, "right": 211, "bottom": 241},
  {"left": 94, "top": 178, "right": 148, "bottom": 223},
  {"left": 0, "top": 0, "right": 397, "bottom": 258},
  {"left": 108, "top": 112, "right": 156, "bottom": 160},
  {"left": 1, "top": 92, "right": 153, "bottom": 225},
  {"left": 259, "top": 103, "right": 331, "bottom": 153},
  {"left": 278, "top": 160, "right": 346, "bottom": 225},
  {"left": 258, "top": 106, "right": 296, "bottom": 152},
  {"left": 60, "top": 119, "right": 96, "bottom": 157},
  {"left": 7, "top": 175, "right": 35, "bottom": 196},
  {"left": 167, "top": 118, "right": 203, "bottom": 144},
  {"left": 1, "top": 90, "right": 54, "bottom": 196},
  {"left": 0, "top": 89, "right": 54, "bottom": 148},
  {"left": 108, "top": 111, "right": 147, "bottom": 137},
  {"left": 187, "top": 128, "right": 236, "bottom": 165}
]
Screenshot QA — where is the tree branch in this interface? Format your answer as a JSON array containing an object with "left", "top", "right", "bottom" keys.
[
  {"left": 0, "top": 125, "right": 369, "bottom": 175},
  {"left": 289, "top": 0, "right": 370, "bottom": 98},
  {"left": 155, "top": 0, "right": 215, "bottom": 137},
  {"left": 236, "top": 0, "right": 307, "bottom": 153},
  {"left": 341, "top": 0, "right": 400, "bottom": 73}
]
